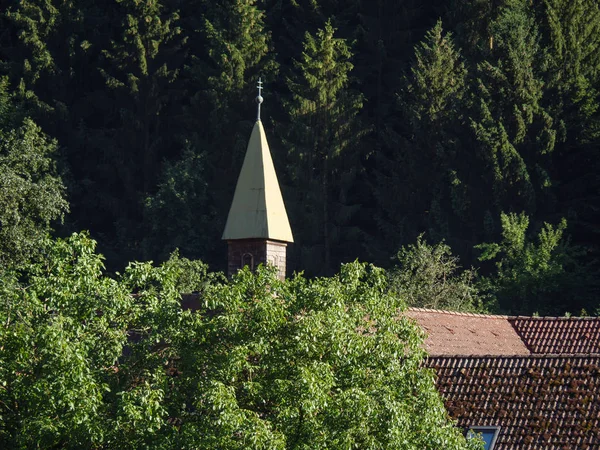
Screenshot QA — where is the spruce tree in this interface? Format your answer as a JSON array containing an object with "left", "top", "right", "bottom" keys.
[
  {"left": 97, "top": 0, "right": 187, "bottom": 265},
  {"left": 283, "top": 20, "right": 365, "bottom": 275},
  {"left": 1, "top": 0, "right": 111, "bottom": 131},
  {"left": 374, "top": 21, "right": 469, "bottom": 262},
  {"left": 537, "top": 0, "right": 600, "bottom": 145},
  {"left": 467, "top": 0, "right": 556, "bottom": 243},
  {"left": 535, "top": 0, "right": 600, "bottom": 273}
]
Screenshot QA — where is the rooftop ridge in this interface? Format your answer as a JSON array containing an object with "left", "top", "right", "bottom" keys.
[
  {"left": 407, "top": 307, "right": 600, "bottom": 321},
  {"left": 406, "top": 307, "right": 510, "bottom": 319},
  {"left": 510, "top": 315, "right": 600, "bottom": 321},
  {"left": 427, "top": 353, "right": 600, "bottom": 359}
]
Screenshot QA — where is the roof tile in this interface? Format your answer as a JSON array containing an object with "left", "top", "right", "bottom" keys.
[
  {"left": 405, "top": 309, "right": 530, "bottom": 356},
  {"left": 428, "top": 355, "right": 600, "bottom": 450},
  {"left": 509, "top": 317, "right": 600, "bottom": 354}
]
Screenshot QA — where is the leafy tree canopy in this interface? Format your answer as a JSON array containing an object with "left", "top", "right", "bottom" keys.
[
  {"left": 0, "top": 232, "right": 480, "bottom": 449},
  {"left": 389, "top": 235, "right": 485, "bottom": 313},
  {"left": 476, "top": 212, "right": 598, "bottom": 315},
  {"left": 0, "top": 79, "right": 68, "bottom": 269}
]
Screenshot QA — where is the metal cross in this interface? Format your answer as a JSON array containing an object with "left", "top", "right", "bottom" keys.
[{"left": 256, "top": 77, "right": 264, "bottom": 121}]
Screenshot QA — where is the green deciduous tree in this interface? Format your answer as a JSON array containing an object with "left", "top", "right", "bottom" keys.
[
  {"left": 0, "top": 103, "right": 68, "bottom": 269},
  {"left": 0, "top": 232, "right": 129, "bottom": 447},
  {"left": 476, "top": 212, "right": 597, "bottom": 314},
  {"left": 0, "top": 232, "right": 210, "bottom": 448},
  {"left": 142, "top": 144, "right": 218, "bottom": 264},
  {"left": 389, "top": 235, "right": 485, "bottom": 313},
  {"left": 0, "top": 232, "right": 480, "bottom": 449},
  {"left": 168, "top": 262, "right": 479, "bottom": 449}
]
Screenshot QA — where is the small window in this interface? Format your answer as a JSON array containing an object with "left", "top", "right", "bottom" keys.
[
  {"left": 267, "top": 254, "right": 278, "bottom": 267},
  {"left": 242, "top": 253, "right": 254, "bottom": 270},
  {"left": 467, "top": 427, "right": 500, "bottom": 450}
]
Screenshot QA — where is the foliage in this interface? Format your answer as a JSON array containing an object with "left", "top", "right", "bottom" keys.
[
  {"left": 408, "top": 20, "right": 467, "bottom": 127},
  {"left": 0, "top": 116, "right": 68, "bottom": 269},
  {"left": 167, "top": 262, "right": 481, "bottom": 449},
  {"left": 535, "top": 0, "right": 600, "bottom": 276},
  {"left": 142, "top": 145, "right": 218, "bottom": 263},
  {"left": 0, "top": 233, "right": 480, "bottom": 449},
  {"left": 0, "top": 232, "right": 130, "bottom": 447},
  {"left": 476, "top": 212, "right": 598, "bottom": 315},
  {"left": 0, "top": 233, "right": 208, "bottom": 448},
  {"left": 1, "top": 0, "right": 599, "bottom": 314},
  {"left": 469, "top": 0, "right": 553, "bottom": 216},
  {"left": 389, "top": 235, "right": 484, "bottom": 313},
  {"left": 283, "top": 20, "right": 365, "bottom": 275},
  {"left": 178, "top": 0, "right": 277, "bottom": 272},
  {"left": 538, "top": 0, "right": 600, "bottom": 144},
  {"left": 373, "top": 21, "right": 469, "bottom": 259},
  {"left": 95, "top": 0, "right": 188, "bottom": 260}
]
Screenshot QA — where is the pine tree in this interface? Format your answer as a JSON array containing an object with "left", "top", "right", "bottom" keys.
[
  {"left": 535, "top": 0, "right": 600, "bottom": 272},
  {"left": 374, "top": 21, "right": 470, "bottom": 262},
  {"left": 466, "top": 0, "right": 556, "bottom": 243},
  {"left": 96, "top": 0, "right": 187, "bottom": 264},
  {"left": 283, "top": 20, "right": 365, "bottom": 275}
]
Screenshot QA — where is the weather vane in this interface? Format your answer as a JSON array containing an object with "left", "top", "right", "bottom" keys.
[{"left": 256, "top": 77, "right": 263, "bottom": 121}]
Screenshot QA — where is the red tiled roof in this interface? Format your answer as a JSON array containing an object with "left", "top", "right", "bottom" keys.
[
  {"left": 509, "top": 317, "right": 600, "bottom": 354},
  {"left": 410, "top": 309, "right": 600, "bottom": 448},
  {"left": 428, "top": 355, "right": 600, "bottom": 450},
  {"left": 405, "top": 308, "right": 530, "bottom": 356}
]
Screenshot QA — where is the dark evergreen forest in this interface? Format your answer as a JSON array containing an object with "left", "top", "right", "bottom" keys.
[{"left": 1, "top": 0, "right": 599, "bottom": 315}]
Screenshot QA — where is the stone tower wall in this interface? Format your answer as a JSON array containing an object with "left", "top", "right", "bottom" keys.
[{"left": 227, "top": 239, "right": 287, "bottom": 280}]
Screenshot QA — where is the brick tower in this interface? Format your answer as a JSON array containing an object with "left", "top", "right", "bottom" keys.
[{"left": 222, "top": 79, "right": 293, "bottom": 280}]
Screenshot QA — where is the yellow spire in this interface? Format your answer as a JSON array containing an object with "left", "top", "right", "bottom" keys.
[{"left": 222, "top": 89, "right": 293, "bottom": 242}]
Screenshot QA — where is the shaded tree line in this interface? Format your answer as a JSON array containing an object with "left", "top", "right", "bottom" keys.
[{"left": 1, "top": 0, "right": 599, "bottom": 314}]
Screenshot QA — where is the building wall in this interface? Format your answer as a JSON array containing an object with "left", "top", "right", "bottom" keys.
[{"left": 227, "top": 239, "right": 287, "bottom": 280}]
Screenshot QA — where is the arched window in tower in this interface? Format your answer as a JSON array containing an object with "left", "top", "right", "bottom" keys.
[
  {"left": 268, "top": 254, "right": 278, "bottom": 268},
  {"left": 242, "top": 253, "right": 254, "bottom": 270}
]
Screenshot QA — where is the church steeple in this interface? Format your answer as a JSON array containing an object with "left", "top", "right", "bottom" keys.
[{"left": 222, "top": 79, "right": 293, "bottom": 279}]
